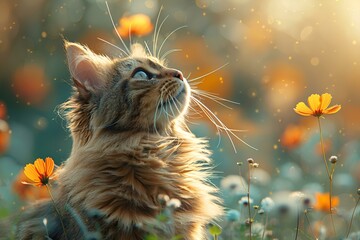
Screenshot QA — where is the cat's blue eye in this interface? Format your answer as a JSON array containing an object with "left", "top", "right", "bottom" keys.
[{"left": 133, "top": 70, "right": 150, "bottom": 79}]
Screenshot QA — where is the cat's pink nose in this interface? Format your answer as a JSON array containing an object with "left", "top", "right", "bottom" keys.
[{"left": 167, "top": 69, "right": 184, "bottom": 81}]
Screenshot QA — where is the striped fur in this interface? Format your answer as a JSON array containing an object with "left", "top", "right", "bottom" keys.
[{"left": 16, "top": 42, "right": 223, "bottom": 240}]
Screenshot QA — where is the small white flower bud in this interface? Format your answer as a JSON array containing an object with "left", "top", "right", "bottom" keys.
[
  {"left": 43, "top": 218, "right": 47, "bottom": 226},
  {"left": 167, "top": 198, "right": 181, "bottom": 209},
  {"left": 252, "top": 163, "right": 259, "bottom": 168},
  {"left": 247, "top": 158, "right": 254, "bottom": 164},
  {"left": 329, "top": 156, "right": 338, "bottom": 164}
]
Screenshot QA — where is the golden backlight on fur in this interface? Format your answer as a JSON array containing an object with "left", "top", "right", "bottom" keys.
[{"left": 16, "top": 41, "right": 222, "bottom": 240}]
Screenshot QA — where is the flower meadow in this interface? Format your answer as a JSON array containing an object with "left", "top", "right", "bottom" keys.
[{"left": 1, "top": 1, "right": 360, "bottom": 239}]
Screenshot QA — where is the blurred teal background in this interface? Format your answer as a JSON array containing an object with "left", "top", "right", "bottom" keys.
[{"left": 0, "top": 0, "right": 359, "bottom": 222}]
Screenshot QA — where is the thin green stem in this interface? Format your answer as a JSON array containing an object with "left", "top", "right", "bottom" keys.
[
  {"left": 304, "top": 211, "right": 317, "bottom": 240},
  {"left": 214, "top": 235, "right": 218, "bottom": 240},
  {"left": 46, "top": 185, "right": 68, "bottom": 240},
  {"left": 252, "top": 207, "right": 259, "bottom": 220},
  {"left": 262, "top": 214, "right": 268, "bottom": 240},
  {"left": 330, "top": 163, "right": 336, "bottom": 177},
  {"left": 295, "top": 206, "right": 300, "bottom": 240},
  {"left": 317, "top": 118, "right": 331, "bottom": 179},
  {"left": 317, "top": 117, "right": 336, "bottom": 235},
  {"left": 247, "top": 163, "right": 252, "bottom": 240},
  {"left": 329, "top": 178, "right": 336, "bottom": 235},
  {"left": 346, "top": 196, "right": 360, "bottom": 238}
]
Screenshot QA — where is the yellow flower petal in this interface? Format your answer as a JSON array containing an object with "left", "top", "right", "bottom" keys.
[
  {"left": 294, "top": 102, "right": 313, "bottom": 116},
  {"left": 307, "top": 94, "right": 321, "bottom": 111},
  {"left": 24, "top": 164, "right": 40, "bottom": 183},
  {"left": 320, "top": 93, "right": 332, "bottom": 111},
  {"left": 34, "top": 158, "right": 46, "bottom": 174},
  {"left": 45, "top": 157, "right": 54, "bottom": 177},
  {"left": 323, "top": 104, "right": 341, "bottom": 114}
]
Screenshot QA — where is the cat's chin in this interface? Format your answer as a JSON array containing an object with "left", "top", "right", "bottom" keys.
[
  {"left": 161, "top": 83, "right": 190, "bottom": 118},
  {"left": 159, "top": 87, "right": 184, "bottom": 108}
]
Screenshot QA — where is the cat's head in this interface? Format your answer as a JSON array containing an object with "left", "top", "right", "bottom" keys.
[{"left": 64, "top": 41, "right": 190, "bottom": 143}]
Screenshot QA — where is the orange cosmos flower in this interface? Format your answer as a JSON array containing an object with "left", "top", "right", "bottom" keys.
[
  {"left": 23, "top": 157, "right": 55, "bottom": 187},
  {"left": 0, "top": 119, "right": 10, "bottom": 154},
  {"left": 12, "top": 64, "right": 50, "bottom": 105},
  {"left": 0, "top": 101, "right": 6, "bottom": 119},
  {"left": 313, "top": 192, "right": 339, "bottom": 212},
  {"left": 117, "top": 14, "right": 153, "bottom": 38},
  {"left": 294, "top": 93, "right": 341, "bottom": 117},
  {"left": 281, "top": 125, "right": 305, "bottom": 149}
]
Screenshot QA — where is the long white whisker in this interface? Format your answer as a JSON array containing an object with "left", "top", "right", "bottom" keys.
[
  {"left": 191, "top": 90, "right": 243, "bottom": 112},
  {"left": 144, "top": 41, "right": 152, "bottom": 56},
  {"left": 173, "top": 97, "right": 199, "bottom": 126},
  {"left": 189, "top": 81, "right": 204, "bottom": 86},
  {"left": 154, "top": 15, "right": 169, "bottom": 57},
  {"left": 105, "top": 1, "right": 130, "bottom": 55},
  {"left": 187, "top": 99, "right": 202, "bottom": 115},
  {"left": 192, "top": 96, "right": 257, "bottom": 151},
  {"left": 191, "top": 96, "right": 223, "bottom": 148},
  {"left": 128, "top": 24, "right": 132, "bottom": 49},
  {"left": 188, "top": 63, "right": 229, "bottom": 83},
  {"left": 167, "top": 97, "right": 176, "bottom": 118},
  {"left": 192, "top": 91, "right": 233, "bottom": 110},
  {"left": 191, "top": 90, "right": 247, "bottom": 132},
  {"left": 97, "top": 37, "right": 127, "bottom": 57},
  {"left": 192, "top": 97, "right": 233, "bottom": 132},
  {"left": 153, "top": 6, "right": 163, "bottom": 57},
  {"left": 170, "top": 96, "right": 181, "bottom": 116},
  {"left": 161, "top": 49, "right": 182, "bottom": 61},
  {"left": 157, "top": 25, "right": 187, "bottom": 59},
  {"left": 153, "top": 98, "right": 162, "bottom": 135},
  {"left": 159, "top": 92, "right": 171, "bottom": 136},
  {"left": 164, "top": 105, "right": 171, "bottom": 135},
  {"left": 193, "top": 89, "right": 240, "bottom": 105},
  {"left": 192, "top": 96, "right": 234, "bottom": 150},
  {"left": 159, "top": 93, "right": 172, "bottom": 118}
]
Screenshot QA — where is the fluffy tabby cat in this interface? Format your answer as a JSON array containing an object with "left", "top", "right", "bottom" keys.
[{"left": 16, "top": 40, "right": 223, "bottom": 239}]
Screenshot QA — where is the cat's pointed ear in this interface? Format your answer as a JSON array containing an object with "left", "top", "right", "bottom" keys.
[
  {"left": 131, "top": 43, "right": 147, "bottom": 58},
  {"left": 65, "top": 41, "right": 112, "bottom": 98}
]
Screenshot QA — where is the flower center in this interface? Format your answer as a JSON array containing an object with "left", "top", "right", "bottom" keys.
[
  {"left": 40, "top": 174, "right": 49, "bottom": 185},
  {"left": 312, "top": 110, "right": 323, "bottom": 117}
]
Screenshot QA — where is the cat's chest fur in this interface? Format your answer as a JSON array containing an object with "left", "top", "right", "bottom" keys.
[{"left": 56, "top": 130, "right": 221, "bottom": 238}]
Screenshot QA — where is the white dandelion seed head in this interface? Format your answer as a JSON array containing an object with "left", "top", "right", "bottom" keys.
[
  {"left": 280, "top": 162, "right": 302, "bottom": 181},
  {"left": 252, "top": 169, "right": 271, "bottom": 186},
  {"left": 272, "top": 191, "right": 299, "bottom": 217},
  {"left": 302, "top": 182, "right": 324, "bottom": 194},
  {"left": 290, "top": 191, "right": 305, "bottom": 201},
  {"left": 260, "top": 197, "right": 275, "bottom": 213},
  {"left": 239, "top": 196, "right": 253, "bottom": 206},
  {"left": 319, "top": 225, "right": 327, "bottom": 239},
  {"left": 251, "top": 222, "right": 265, "bottom": 235},
  {"left": 220, "top": 175, "right": 247, "bottom": 195}
]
